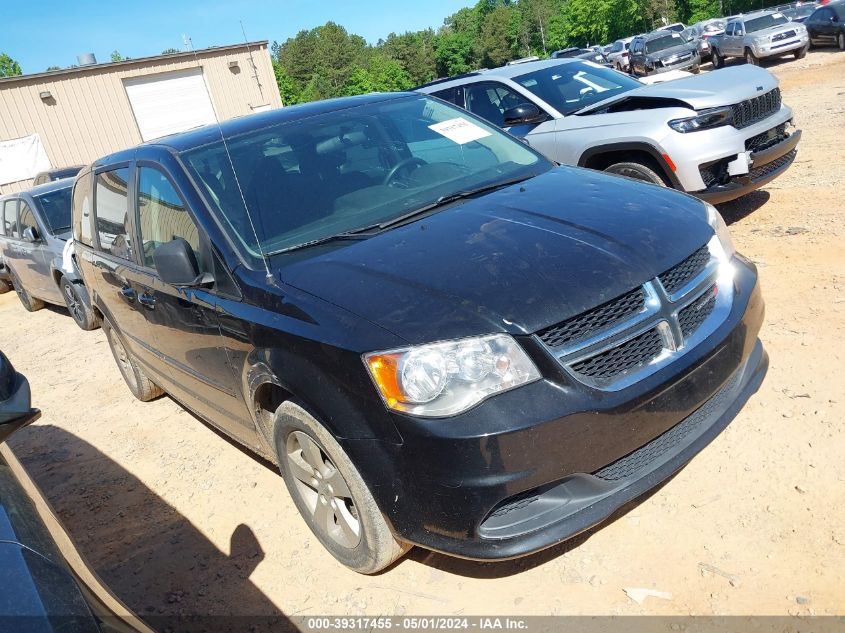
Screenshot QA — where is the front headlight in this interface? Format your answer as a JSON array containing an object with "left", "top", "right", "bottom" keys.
[
  {"left": 364, "top": 334, "right": 541, "bottom": 417},
  {"left": 668, "top": 106, "right": 733, "bottom": 133},
  {"left": 705, "top": 202, "right": 736, "bottom": 261}
]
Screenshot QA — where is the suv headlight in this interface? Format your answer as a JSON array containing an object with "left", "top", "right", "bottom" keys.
[
  {"left": 705, "top": 202, "right": 736, "bottom": 262},
  {"left": 364, "top": 334, "right": 541, "bottom": 417},
  {"left": 669, "top": 106, "right": 733, "bottom": 133}
]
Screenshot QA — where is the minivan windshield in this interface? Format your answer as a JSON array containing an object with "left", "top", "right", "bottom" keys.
[
  {"left": 182, "top": 95, "right": 549, "bottom": 257},
  {"left": 645, "top": 33, "right": 686, "bottom": 53},
  {"left": 34, "top": 186, "right": 72, "bottom": 234},
  {"left": 745, "top": 13, "right": 789, "bottom": 32},
  {"left": 513, "top": 61, "right": 642, "bottom": 116}
]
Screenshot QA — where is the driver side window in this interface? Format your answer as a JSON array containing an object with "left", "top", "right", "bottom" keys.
[{"left": 464, "top": 83, "right": 528, "bottom": 128}]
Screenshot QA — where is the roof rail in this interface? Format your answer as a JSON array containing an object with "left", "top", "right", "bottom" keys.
[{"left": 413, "top": 71, "right": 483, "bottom": 90}]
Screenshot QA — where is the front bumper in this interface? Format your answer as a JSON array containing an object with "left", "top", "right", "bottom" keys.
[
  {"left": 753, "top": 33, "right": 808, "bottom": 58},
  {"left": 652, "top": 53, "right": 701, "bottom": 73},
  {"left": 347, "top": 258, "right": 766, "bottom": 560},
  {"left": 696, "top": 127, "right": 801, "bottom": 204}
]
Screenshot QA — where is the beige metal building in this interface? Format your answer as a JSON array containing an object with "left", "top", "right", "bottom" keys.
[{"left": 0, "top": 41, "right": 282, "bottom": 193}]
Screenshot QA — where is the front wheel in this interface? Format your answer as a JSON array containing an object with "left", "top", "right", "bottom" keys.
[
  {"left": 745, "top": 48, "right": 760, "bottom": 65},
  {"left": 604, "top": 161, "right": 668, "bottom": 187},
  {"left": 275, "top": 401, "right": 409, "bottom": 574},
  {"left": 794, "top": 45, "right": 808, "bottom": 59},
  {"left": 60, "top": 276, "right": 100, "bottom": 331},
  {"left": 103, "top": 319, "right": 163, "bottom": 401},
  {"left": 838, "top": 31, "right": 844, "bottom": 51},
  {"left": 0, "top": 278, "right": 11, "bottom": 294},
  {"left": 712, "top": 49, "right": 724, "bottom": 68},
  {"left": 8, "top": 268, "right": 44, "bottom": 312}
]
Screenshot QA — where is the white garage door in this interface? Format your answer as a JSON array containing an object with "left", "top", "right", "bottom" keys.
[{"left": 124, "top": 68, "right": 218, "bottom": 142}]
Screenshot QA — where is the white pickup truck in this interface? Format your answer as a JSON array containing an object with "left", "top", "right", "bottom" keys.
[{"left": 710, "top": 9, "right": 809, "bottom": 66}]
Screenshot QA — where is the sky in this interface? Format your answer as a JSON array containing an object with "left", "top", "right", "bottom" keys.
[{"left": 2, "top": 0, "right": 471, "bottom": 74}]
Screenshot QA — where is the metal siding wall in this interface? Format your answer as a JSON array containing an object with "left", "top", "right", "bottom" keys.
[{"left": 0, "top": 43, "right": 281, "bottom": 194}]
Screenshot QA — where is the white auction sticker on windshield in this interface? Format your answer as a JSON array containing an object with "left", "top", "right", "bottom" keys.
[{"left": 429, "top": 117, "right": 491, "bottom": 144}]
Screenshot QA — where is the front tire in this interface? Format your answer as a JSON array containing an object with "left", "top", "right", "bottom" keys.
[
  {"left": 60, "top": 276, "right": 100, "bottom": 331},
  {"left": 274, "top": 401, "right": 409, "bottom": 574},
  {"left": 691, "top": 64, "right": 701, "bottom": 74},
  {"left": 794, "top": 45, "right": 808, "bottom": 59},
  {"left": 838, "top": 31, "right": 844, "bottom": 51},
  {"left": 0, "top": 278, "right": 11, "bottom": 294},
  {"left": 604, "top": 161, "right": 669, "bottom": 187},
  {"left": 745, "top": 48, "right": 760, "bottom": 65},
  {"left": 712, "top": 49, "right": 724, "bottom": 68},
  {"left": 103, "top": 319, "right": 163, "bottom": 401},
  {"left": 8, "top": 268, "right": 44, "bottom": 312}
]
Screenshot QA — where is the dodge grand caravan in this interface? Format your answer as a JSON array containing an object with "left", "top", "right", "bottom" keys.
[{"left": 72, "top": 93, "right": 767, "bottom": 573}]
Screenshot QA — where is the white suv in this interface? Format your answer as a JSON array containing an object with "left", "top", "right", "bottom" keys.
[{"left": 417, "top": 59, "right": 801, "bottom": 204}]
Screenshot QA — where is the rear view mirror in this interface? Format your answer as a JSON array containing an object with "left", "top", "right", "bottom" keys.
[
  {"left": 153, "top": 238, "right": 212, "bottom": 288},
  {"left": 22, "top": 227, "right": 39, "bottom": 242},
  {"left": 503, "top": 103, "right": 545, "bottom": 126}
]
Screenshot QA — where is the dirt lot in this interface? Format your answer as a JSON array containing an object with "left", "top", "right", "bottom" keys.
[{"left": 0, "top": 51, "right": 843, "bottom": 625}]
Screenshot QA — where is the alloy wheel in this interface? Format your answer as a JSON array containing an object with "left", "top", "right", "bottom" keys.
[
  {"left": 107, "top": 327, "right": 138, "bottom": 392},
  {"left": 286, "top": 430, "right": 361, "bottom": 549},
  {"left": 64, "top": 282, "right": 84, "bottom": 324}
]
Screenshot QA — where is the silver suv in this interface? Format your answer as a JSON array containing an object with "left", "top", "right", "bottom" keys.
[
  {"left": 417, "top": 59, "right": 801, "bottom": 204},
  {"left": 710, "top": 10, "right": 809, "bottom": 66}
]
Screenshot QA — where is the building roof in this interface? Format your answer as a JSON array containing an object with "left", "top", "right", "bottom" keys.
[{"left": 0, "top": 41, "right": 269, "bottom": 86}]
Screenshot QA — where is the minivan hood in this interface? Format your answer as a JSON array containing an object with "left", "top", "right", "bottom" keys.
[
  {"left": 275, "top": 167, "right": 714, "bottom": 345},
  {"left": 578, "top": 64, "right": 778, "bottom": 114}
]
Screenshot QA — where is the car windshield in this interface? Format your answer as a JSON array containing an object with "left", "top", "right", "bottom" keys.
[
  {"left": 182, "top": 95, "right": 550, "bottom": 257},
  {"left": 746, "top": 13, "right": 790, "bottom": 32},
  {"left": 513, "top": 61, "right": 642, "bottom": 116},
  {"left": 34, "top": 187, "right": 72, "bottom": 233},
  {"left": 645, "top": 33, "right": 685, "bottom": 53},
  {"left": 787, "top": 6, "right": 814, "bottom": 18}
]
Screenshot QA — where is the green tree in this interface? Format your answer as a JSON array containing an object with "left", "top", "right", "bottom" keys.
[
  {"left": 479, "top": 5, "right": 516, "bottom": 67},
  {"left": 161, "top": 48, "right": 180, "bottom": 55},
  {"left": 45, "top": 65, "right": 61, "bottom": 72},
  {"left": 272, "top": 59, "right": 301, "bottom": 105},
  {"left": 382, "top": 30, "right": 436, "bottom": 85},
  {"left": 0, "top": 53, "right": 22, "bottom": 77},
  {"left": 110, "top": 50, "right": 123, "bottom": 62}
]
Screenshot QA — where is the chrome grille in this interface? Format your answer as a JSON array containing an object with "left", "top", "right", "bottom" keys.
[
  {"left": 571, "top": 328, "right": 664, "bottom": 381},
  {"left": 772, "top": 30, "right": 796, "bottom": 42},
  {"left": 536, "top": 237, "right": 733, "bottom": 391},
  {"left": 658, "top": 245, "right": 710, "bottom": 295},
  {"left": 731, "top": 88, "right": 781, "bottom": 129},
  {"left": 538, "top": 288, "right": 645, "bottom": 348}
]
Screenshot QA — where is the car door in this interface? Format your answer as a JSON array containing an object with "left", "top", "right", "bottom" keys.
[
  {"left": 0, "top": 199, "right": 18, "bottom": 280},
  {"left": 814, "top": 8, "right": 837, "bottom": 43},
  {"left": 15, "top": 199, "right": 58, "bottom": 302},
  {"left": 729, "top": 21, "right": 745, "bottom": 55},
  {"left": 132, "top": 158, "right": 254, "bottom": 442}
]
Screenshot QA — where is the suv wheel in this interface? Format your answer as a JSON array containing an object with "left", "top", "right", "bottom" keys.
[
  {"left": 60, "top": 276, "right": 100, "bottom": 331},
  {"left": 274, "top": 401, "right": 409, "bottom": 574},
  {"left": 604, "top": 161, "right": 668, "bottom": 187},
  {"left": 8, "top": 268, "right": 44, "bottom": 312},
  {"left": 691, "top": 64, "right": 701, "bottom": 74},
  {"left": 745, "top": 49, "right": 760, "bottom": 65},
  {"left": 839, "top": 32, "right": 844, "bottom": 51},
  {"left": 794, "top": 45, "right": 808, "bottom": 59},
  {"left": 103, "top": 319, "right": 163, "bottom": 401}
]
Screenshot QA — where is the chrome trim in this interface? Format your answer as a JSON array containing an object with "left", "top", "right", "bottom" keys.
[{"left": 540, "top": 236, "right": 735, "bottom": 391}]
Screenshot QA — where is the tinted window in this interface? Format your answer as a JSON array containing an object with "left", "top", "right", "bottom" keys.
[
  {"left": 72, "top": 170, "right": 94, "bottom": 246},
  {"left": 18, "top": 202, "right": 36, "bottom": 238},
  {"left": 611, "top": 41, "right": 623, "bottom": 52},
  {"left": 182, "top": 95, "right": 548, "bottom": 257},
  {"left": 95, "top": 168, "right": 132, "bottom": 259},
  {"left": 2, "top": 200, "right": 17, "bottom": 238},
  {"left": 464, "top": 82, "right": 532, "bottom": 127},
  {"left": 34, "top": 187, "right": 72, "bottom": 234},
  {"left": 432, "top": 86, "right": 462, "bottom": 106},
  {"left": 746, "top": 13, "right": 789, "bottom": 32},
  {"left": 514, "top": 61, "right": 642, "bottom": 116},
  {"left": 645, "top": 33, "right": 685, "bottom": 53},
  {"left": 137, "top": 166, "right": 201, "bottom": 269}
]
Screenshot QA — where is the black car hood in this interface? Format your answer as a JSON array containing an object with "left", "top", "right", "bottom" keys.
[{"left": 275, "top": 167, "right": 713, "bottom": 344}]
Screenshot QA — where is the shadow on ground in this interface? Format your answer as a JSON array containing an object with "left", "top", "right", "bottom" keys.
[
  {"left": 718, "top": 190, "right": 770, "bottom": 225},
  {"left": 9, "top": 424, "right": 296, "bottom": 633}
]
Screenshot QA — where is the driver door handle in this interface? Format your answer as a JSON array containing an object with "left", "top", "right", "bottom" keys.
[
  {"left": 138, "top": 293, "right": 156, "bottom": 309},
  {"left": 120, "top": 286, "right": 136, "bottom": 301}
]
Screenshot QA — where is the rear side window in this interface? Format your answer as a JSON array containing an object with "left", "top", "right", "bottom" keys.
[
  {"left": 72, "top": 170, "right": 94, "bottom": 246},
  {"left": 136, "top": 166, "right": 202, "bottom": 269},
  {"left": 18, "top": 202, "right": 36, "bottom": 237},
  {"left": 95, "top": 168, "right": 132, "bottom": 260},
  {"left": 432, "top": 86, "right": 462, "bottom": 107},
  {"left": 1, "top": 200, "right": 16, "bottom": 237}
]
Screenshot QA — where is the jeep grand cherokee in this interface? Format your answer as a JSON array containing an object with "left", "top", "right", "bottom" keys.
[{"left": 72, "top": 93, "right": 767, "bottom": 573}]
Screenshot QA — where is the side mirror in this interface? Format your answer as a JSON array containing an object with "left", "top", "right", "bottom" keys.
[
  {"left": 153, "top": 238, "right": 212, "bottom": 288},
  {"left": 503, "top": 103, "right": 545, "bottom": 127},
  {"left": 22, "top": 226, "right": 39, "bottom": 242}
]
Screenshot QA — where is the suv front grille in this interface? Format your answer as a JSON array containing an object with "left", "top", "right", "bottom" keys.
[
  {"left": 537, "top": 288, "right": 645, "bottom": 348},
  {"left": 658, "top": 245, "right": 710, "bottom": 294},
  {"left": 749, "top": 149, "right": 797, "bottom": 180},
  {"left": 772, "top": 30, "right": 796, "bottom": 42},
  {"left": 535, "top": 239, "right": 732, "bottom": 391},
  {"left": 745, "top": 123, "right": 788, "bottom": 153},
  {"left": 571, "top": 328, "right": 664, "bottom": 381},
  {"left": 731, "top": 88, "right": 781, "bottom": 129}
]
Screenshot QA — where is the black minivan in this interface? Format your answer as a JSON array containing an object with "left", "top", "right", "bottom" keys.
[{"left": 72, "top": 93, "right": 767, "bottom": 573}]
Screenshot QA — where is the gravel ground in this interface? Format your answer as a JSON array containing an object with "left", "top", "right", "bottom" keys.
[{"left": 0, "top": 50, "right": 842, "bottom": 627}]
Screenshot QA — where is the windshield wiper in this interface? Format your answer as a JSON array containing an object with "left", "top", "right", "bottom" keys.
[
  {"left": 376, "top": 174, "right": 534, "bottom": 231},
  {"left": 268, "top": 223, "right": 382, "bottom": 255}
]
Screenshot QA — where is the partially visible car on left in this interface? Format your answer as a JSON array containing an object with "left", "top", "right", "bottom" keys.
[{"left": 32, "top": 165, "right": 84, "bottom": 186}]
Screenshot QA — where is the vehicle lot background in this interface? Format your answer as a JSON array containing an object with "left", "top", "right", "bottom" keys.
[{"left": 0, "top": 51, "right": 843, "bottom": 620}]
